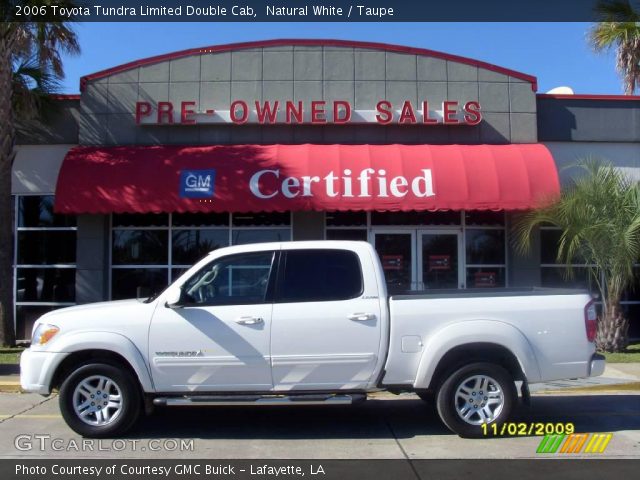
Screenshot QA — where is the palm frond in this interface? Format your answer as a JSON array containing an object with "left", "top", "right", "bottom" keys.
[
  {"left": 12, "top": 53, "right": 61, "bottom": 120},
  {"left": 594, "top": 0, "right": 640, "bottom": 20},
  {"left": 513, "top": 159, "right": 640, "bottom": 317},
  {"left": 589, "top": 1, "right": 640, "bottom": 93}
]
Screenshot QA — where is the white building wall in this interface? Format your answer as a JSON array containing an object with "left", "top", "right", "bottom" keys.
[
  {"left": 543, "top": 142, "right": 640, "bottom": 185},
  {"left": 12, "top": 144, "right": 75, "bottom": 195}
]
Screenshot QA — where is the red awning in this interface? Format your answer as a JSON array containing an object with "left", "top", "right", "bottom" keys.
[{"left": 54, "top": 144, "right": 559, "bottom": 214}]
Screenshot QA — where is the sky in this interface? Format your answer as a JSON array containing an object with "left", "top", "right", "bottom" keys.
[{"left": 58, "top": 22, "right": 622, "bottom": 94}]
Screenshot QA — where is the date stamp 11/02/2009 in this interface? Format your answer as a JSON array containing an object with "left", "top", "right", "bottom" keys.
[
  {"left": 482, "top": 422, "right": 575, "bottom": 437},
  {"left": 481, "top": 422, "right": 613, "bottom": 454}
]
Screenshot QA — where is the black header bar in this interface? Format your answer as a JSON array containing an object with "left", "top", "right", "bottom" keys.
[
  {"left": 3, "top": 0, "right": 640, "bottom": 22},
  {"left": 2, "top": 459, "right": 640, "bottom": 480}
]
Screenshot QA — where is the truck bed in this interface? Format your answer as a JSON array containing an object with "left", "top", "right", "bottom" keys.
[
  {"left": 383, "top": 287, "right": 595, "bottom": 387},
  {"left": 392, "top": 287, "right": 591, "bottom": 300}
]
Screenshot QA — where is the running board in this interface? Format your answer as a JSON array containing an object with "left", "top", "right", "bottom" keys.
[{"left": 153, "top": 393, "right": 366, "bottom": 407}]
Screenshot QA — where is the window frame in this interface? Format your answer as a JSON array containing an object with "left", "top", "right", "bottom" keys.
[
  {"left": 324, "top": 211, "right": 509, "bottom": 288},
  {"left": 274, "top": 249, "right": 364, "bottom": 304},
  {"left": 539, "top": 225, "right": 600, "bottom": 293},
  {"left": 109, "top": 212, "right": 292, "bottom": 300},
  {"left": 539, "top": 226, "right": 640, "bottom": 326},
  {"left": 13, "top": 194, "right": 77, "bottom": 338}
]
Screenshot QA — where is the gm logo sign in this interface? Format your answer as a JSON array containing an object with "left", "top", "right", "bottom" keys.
[{"left": 180, "top": 170, "right": 216, "bottom": 198}]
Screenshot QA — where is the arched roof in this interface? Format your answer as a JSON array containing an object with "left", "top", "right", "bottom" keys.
[{"left": 80, "top": 38, "right": 537, "bottom": 91}]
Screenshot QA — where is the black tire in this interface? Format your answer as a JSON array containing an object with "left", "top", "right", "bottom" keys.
[
  {"left": 415, "top": 391, "right": 433, "bottom": 403},
  {"left": 435, "top": 362, "right": 516, "bottom": 438},
  {"left": 59, "top": 363, "right": 141, "bottom": 437}
]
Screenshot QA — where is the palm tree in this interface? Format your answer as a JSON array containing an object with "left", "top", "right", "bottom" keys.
[
  {"left": 0, "top": 1, "right": 80, "bottom": 346},
  {"left": 589, "top": 0, "right": 640, "bottom": 94},
  {"left": 514, "top": 161, "right": 640, "bottom": 353}
]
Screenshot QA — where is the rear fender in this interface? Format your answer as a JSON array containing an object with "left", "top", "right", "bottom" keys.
[{"left": 413, "top": 320, "right": 541, "bottom": 389}]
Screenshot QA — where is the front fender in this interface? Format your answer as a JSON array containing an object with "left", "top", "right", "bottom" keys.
[
  {"left": 413, "top": 320, "right": 541, "bottom": 389},
  {"left": 48, "top": 331, "right": 155, "bottom": 392}
]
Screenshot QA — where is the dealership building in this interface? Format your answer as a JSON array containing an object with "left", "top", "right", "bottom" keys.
[{"left": 11, "top": 39, "right": 640, "bottom": 339}]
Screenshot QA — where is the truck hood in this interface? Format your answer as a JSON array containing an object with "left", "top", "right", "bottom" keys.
[
  {"left": 35, "top": 298, "right": 157, "bottom": 340},
  {"left": 41, "top": 299, "right": 145, "bottom": 319}
]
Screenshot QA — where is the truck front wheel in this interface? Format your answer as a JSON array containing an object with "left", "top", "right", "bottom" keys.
[
  {"left": 436, "top": 362, "right": 516, "bottom": 438},
  {"left": 59, "top": 363, "right": 141, "bottom": 437}
]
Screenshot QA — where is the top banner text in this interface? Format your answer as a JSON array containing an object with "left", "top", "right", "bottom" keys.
[{"left": 3, "top": 0, "right": 637, "bottom": 22}]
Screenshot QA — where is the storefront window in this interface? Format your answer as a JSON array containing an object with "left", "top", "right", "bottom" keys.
[
  {"left": 371, "top": 211, "right": 461, "bottom": 226},
  {"left": 18, "top": 195, "right": 76, "bottom": 228},
  {"left": 110, "top": 212, "right": 291, "bottom": 299},
  {"left": 172, "top": 230, "right": 229, "bottom": 265},
  {"left": 112, "top": 213, "right": 168, "bottom": 227},
  {"left": 230, "top": 212, "right": 291, "bottom": 246},
  {"left": 173, "top": 212, "right": 228, "bottom": 227},
  {"left": 112, "top": 230, "right": 169, "bottom": 265},
  {"left": 111, "top": 268, "right": 168, "bottom": 301},
  {"left": 14, "top": 195, "right": 77, "bottom": 339},
  {"left": 466, "top": 267, "right": 506, "bottom": 289},
  {"left": 540, "top": 266, "right": 595, "bottom": 290},
  {"left": 621, "top": 267, "right": 640, "bottom": 305},
  {"left": 17, "top": 230, "right": 76, "bottom": 264},
  {"left": 465, "top": 211, "right": 505, "bottom": 227},
  {"left": 540, "top": 227, "right": 596, "bottom": 292},
  {"left": 541, "top": 228, "right": 639, "bottom": 339},
  {"left": 325, "top": 211, "right": 368, "bottom": 241},
  {"left": 16, "top": 268, "right": 75, "bottom": 302},
  {"left": 232, "top": 212, "right": 290, "bottom": 226},
  {"left": 464, "top": 213, "right": 506, "bottom": 288},
  {"left": 465, "top": 230, "right": 505, "bottom": 265},
  {"left": 232, "top": 229, "right": 290, "bottom": 245},
  {"left": 326, "top": 230, "right": 368, "bottom": 241},
  {"left": 540, "top": 229, "right": 562, "bottom": 264},
  {"left": 626, "top": 305, "right": 640, "bottom": 339},
  {"left": 325, "top": 211, "right": 507, "bottom": 289},
  {"left": 326, "top": 212, "right": 367, "bottom": 227}
]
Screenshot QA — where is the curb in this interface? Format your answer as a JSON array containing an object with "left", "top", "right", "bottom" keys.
[
  {"left": 0, "top": 382, "right": 23, "bottom": 394},
  {"left": 536, "top": 382, "right": 640, "bottom": 394}
]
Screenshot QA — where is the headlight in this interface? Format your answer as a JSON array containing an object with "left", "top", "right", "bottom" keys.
[{"left": 32, "top": 324, "right": 60, "bottom": 346}]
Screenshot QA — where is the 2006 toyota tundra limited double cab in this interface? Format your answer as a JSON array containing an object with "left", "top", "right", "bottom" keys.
[{"left": 21, "top": 241, "right": 605, "bottom": 438}]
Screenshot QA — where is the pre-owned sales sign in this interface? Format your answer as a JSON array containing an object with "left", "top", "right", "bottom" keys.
[{"left": 135, "top": 99, "right": 483, "bottom": 126}]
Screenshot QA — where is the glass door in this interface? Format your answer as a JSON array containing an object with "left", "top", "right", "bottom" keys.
[
  {"left": 371, "top": 231, "right": 416, "bottom": 294},
  {"left": 417, "top": 230, "right": 464, "bottom": 290}
]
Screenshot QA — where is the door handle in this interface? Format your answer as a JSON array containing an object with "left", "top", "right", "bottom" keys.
[
  {"left": 235, "top": 316, "right": 264, "bottom": 325},
  {"left": 348, "top": 313, "right": 375, "bottom": 322}
]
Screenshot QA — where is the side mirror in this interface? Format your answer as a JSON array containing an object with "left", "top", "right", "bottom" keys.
[
  {"left": 136, "top": 286, "right": 151, "bottom": 300},
  {"left": 165, "top": 286, "right": 183, "bottom": 308}
]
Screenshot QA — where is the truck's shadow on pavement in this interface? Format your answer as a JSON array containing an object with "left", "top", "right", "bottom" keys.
[
  {"left": 128, "top": 395, "right": 640, "bottom": 440},
  {"left": 512, "top": 394, "right": 640, "bottom": 434}
]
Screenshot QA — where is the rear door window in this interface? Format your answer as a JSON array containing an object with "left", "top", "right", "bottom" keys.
[{"left": 277, "top": 250, "right": 363, "bottom": 303}]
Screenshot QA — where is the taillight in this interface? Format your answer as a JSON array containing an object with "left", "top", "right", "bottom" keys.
[{"left": 584, "top": 300, "right": 597, "bottom": 342}]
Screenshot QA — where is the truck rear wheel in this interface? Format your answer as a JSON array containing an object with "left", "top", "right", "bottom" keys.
[
  {"left": 59, "top": 363, "right": 141, "bottom": 438},
  {"left": 435, "top": 362, "right": 516, "bottom": 438}
]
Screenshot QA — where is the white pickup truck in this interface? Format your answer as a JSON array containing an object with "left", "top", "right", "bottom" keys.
[{"left": 21, "top": 241, "right": 604, "bottom": 438}]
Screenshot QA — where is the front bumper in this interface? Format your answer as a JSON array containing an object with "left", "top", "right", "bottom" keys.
[
  {"left": 589, "top": 353, "right": 606, "bottom": 377},
  {"left": 20, "top": 349, "right": 69, "bottom": 395}
]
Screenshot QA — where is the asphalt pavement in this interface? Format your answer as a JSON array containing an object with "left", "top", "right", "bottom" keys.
[
  {"left": 0, "top": 363, "right": 638, "bottom": 459},
  {"left": 0, "top": 390, "right": 638, "bottom": 459}
]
